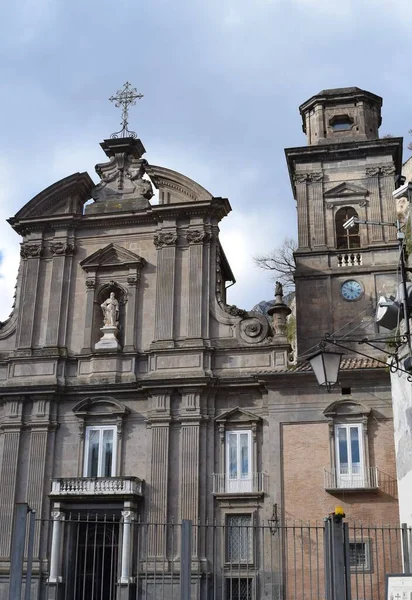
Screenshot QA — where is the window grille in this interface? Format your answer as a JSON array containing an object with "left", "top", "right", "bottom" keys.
[
  {"left": 227, "top": 515, "right": 253, "bottom": 563},
  {"left": 349, "top": 541, "right": 370, "bottom": 570},
  {"left": 226, "top": 578, "right": 253, "bottom": 600}
]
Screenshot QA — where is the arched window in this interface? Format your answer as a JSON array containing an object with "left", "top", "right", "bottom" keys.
[{"left": 335, "top": 207, "right": 360, "bottom": 249}]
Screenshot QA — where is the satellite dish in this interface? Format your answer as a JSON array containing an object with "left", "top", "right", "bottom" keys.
[{"left": 376, "top": 296, "right": 400, "bottom": 330}]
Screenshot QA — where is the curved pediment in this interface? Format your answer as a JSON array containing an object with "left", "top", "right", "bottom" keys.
[
  {"left": 73, "top": 396, "right": 129, "bottom": 418},
  {"left": 323, "top": 400, "right": 371, "bottom": 419},
  {"left": 146, "top": 164, "right": 213, "bottom": 204},
  {"left": 9, "top": 173, "right": 94, "bottom": 227}
]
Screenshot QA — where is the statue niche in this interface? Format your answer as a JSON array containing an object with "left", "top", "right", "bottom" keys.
[{"left": 93, "top": 285, "right": 126, "bottom": 351}]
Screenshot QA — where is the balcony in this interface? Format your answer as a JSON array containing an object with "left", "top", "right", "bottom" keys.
[
  {"left": 50, "top": 476, "right": 143, "bottom": 498},
  {"left": 324, "top": 467, "right": 379, "bottom": 492},
  {"left": 213, "top": 472, "right": 268, "bottom": 498}
]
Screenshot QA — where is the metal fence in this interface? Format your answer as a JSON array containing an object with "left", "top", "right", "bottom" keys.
[{"left": 11, "top": 513, "right": 412, "bottom": 600}]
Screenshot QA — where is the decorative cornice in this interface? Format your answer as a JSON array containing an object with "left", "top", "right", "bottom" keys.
[
  {"left": 153, "top": 232, "right": 177, "bottom": 248},
  {"left": 50, "top": 242, "right": 75, "bottom": 256}
]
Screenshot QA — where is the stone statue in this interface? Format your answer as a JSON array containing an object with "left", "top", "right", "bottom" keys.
[
  {"left": 275, "top": 281, "right": 283, "bottom": 297},
  {"left": 101, "top": 292, "right": 119, "bottom": 327}
]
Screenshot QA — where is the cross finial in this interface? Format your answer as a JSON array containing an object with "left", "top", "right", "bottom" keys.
[{"left": 109, "top": 82, "right": 144, "bottom": 139}]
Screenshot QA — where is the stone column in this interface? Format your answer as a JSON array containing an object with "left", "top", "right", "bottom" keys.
[
  {"left": 295, "top": 174, "right": 310, "bottom": 248},
  {"left": 26, "top": 398, "right": 55, "bottom": 557},
  {"left": 180, "top": 390, "right": 201, "bottom": 557},
  {"left": 0, "top": 399, "right": 23, "bottom": 557},
  {"left": 46, "top": 240, "right": 75, "bottom": 349},
  {"left": 82, "top": 275, "right": 96, "bottom": 352},
  {"left": 16, "top": 242, "right": 43, "bottom": 349},
  {"left": 186, "top": 230, "right": 210, "bottom": 341},
  {"left": 146, "top": 392, "right": 171, "bottom": 557},
  {"left": 120, "top": 509, "right": 136, "bottom": 583},
  {"left": 308, "top": 172, "right": 325, "bottom": 247},
  {"left": 48, "top": 508, "right": 64, "bottom": 583},
  {"left": 153, "top": 231, "right": 177, "bottom": 343},
  {"left": 366, "top": 167, "right": 384, "bottom": 243}
]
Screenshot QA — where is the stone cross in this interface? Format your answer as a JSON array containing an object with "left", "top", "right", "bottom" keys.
[{"left": 109, "top": 82, "right": 143, "bottom": 139}]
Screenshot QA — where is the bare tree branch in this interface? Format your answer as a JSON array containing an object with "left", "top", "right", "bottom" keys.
[{"left": 253, "top": 237, "right": 297, "bottom": 290}]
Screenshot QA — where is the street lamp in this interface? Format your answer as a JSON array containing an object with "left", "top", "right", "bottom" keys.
[{"left": 308, "top": 349, "right": 343, "bottom": 392}]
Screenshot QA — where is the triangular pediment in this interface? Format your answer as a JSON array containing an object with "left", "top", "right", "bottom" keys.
[
  {"left": 215, "top": 407, "right": 261, "bottom": 424},
  {"left": 80, "top": 243, "right": 146, "bottom": 271},
  {"left": 324, "top": 182, "right": 368, "bottom": 198}
]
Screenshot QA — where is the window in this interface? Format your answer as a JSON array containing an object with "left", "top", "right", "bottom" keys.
[
  {"left": 349, "top": 541, "right": 371, "bottom": 571},
  {"left": 84, "top": 426, "right": 117, "bottom": 477},
  {"left": 330, "top": 115, "right": 353, "bottom": 131},
  {"left": 335, "top": 207, "right": 360, "bottom": 250},
  {"left": 335, "top": 424, "right": 365, "bottom": 488},
  {"left": 226, "top": 515, "right": 253, "bottom": 563},
  {"left": 226, "top": 431, "right": 252, "bottom": 493},
  {"left": 226, "top": 578, "right": 253, "bottom": 600}
]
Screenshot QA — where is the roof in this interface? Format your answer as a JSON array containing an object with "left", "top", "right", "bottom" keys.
[{"left": 299, "top": 87, "right": 383, "bottom": 115}]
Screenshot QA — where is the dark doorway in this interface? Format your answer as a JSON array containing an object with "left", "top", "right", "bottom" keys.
[{"left": 72, "top": 521, "right": 119, "bottom": 600}]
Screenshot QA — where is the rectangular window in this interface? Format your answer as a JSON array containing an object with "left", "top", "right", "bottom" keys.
[
  {"left": 84, "top": 426, "right": 117, "bottom": 477},
  {"left": 225, "top": 430, "right": 252, "bottom": 493},
  {"left": 226, "top": 515, "right": 253, "bottom": 563},
  {"left": 349, "top": 541, "right": 370, "bottom": 571},
  {"left": 225, "top": 578, "right": 253, "bottom": 600},
  {"left": 335, "top": 424, "right": 364, "bottom": 488}
]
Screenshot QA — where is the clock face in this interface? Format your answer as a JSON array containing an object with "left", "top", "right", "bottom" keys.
[{"left": 341, "top": 280, "right": 363, "bottom": 301}]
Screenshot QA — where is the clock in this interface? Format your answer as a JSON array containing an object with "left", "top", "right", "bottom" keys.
[{"left": 341, "top": 280, "right": 363, "bottom": 301}]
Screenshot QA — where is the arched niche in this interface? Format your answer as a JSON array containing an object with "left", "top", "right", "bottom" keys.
[{"left": 93, "top": 282, "right": 127, "bottom": 349}]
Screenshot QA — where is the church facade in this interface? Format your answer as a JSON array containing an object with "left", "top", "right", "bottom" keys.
[{"left": 0, "top": 87, "right": 401, "bottom": 600}]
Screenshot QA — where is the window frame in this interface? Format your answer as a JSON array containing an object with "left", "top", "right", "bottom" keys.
[
  {"left": 225, "top": 430, "right": 253, "bottom": 493},
  {"left": 334, "top": 423, "right": 365, "bottom": 488},
  {"left": 83, "top": 425, "right": 117, "bottom": 477},
  {"left": 335, "top": 206, "right": 361, "bottom": 250}
]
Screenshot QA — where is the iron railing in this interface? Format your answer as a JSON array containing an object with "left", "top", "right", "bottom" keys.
[
  {"left": 213, "top": 472, "right": 268, "bottom": 494},
  {"left": 324, "top": 466, "right": 379, "bottom": 490},
  {"left": 11, "top": 515, "right": 412, "bottom": 600}
]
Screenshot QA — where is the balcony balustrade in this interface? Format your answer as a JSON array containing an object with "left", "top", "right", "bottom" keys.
[
  {"left": 213, "top": 472, "right": 267, "bottom": 495},
  {"left": 324, "top": 467, "right": 378, "bottom": 491},
  {"left": 50, "top": 476, "right": 143, "bottom": 497}
]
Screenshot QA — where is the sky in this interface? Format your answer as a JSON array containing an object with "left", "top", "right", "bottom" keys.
[{"left": 0, "top": 0, "right": 412, "bottom": 321}]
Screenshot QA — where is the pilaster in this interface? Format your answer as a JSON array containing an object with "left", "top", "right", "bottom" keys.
[
  {"left": 308, "top": 173, "right": 325, "bottom": 247},
  {"left": 380, "top": 166, "right": 397, "bottom": 241},
  {"left": 366, "top": 167, "right": 384, "bottom": 243},
  {"left": 26, "top": 398, "right": 55, "bottom": 557},
  {"left": 16, "top": 241, "right": 43, "bottom": 349},
  {"left": 0, "top": 399, "right": 23, "bottom": 557},
  {"left": 46, "top": 239, "right": 75, "bottom": 348},
  {"left": 295, "top": 175, "right": 310, "bottom": 248},
  {"left": 146, "top": 391, "right": 171, "bottom": 557},
  {"left": 153, "top": 231, "right": 177, "bottom": 343},
  {"left": 179, "top": 390, "right": 201, "bottom": 557},
  {"left": 123, "top": 273, "right": 140, "bottom": 351},
  {"left": 82, "top": 275, "right": 96, "bottom": 352},
  {"left": 186, "top": 230, "right": 210, "bottom": 340}
]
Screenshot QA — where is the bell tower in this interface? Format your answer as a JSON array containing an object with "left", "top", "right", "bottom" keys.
[{"left": 285, "top": 87, "right": 403, "bottom": 357}]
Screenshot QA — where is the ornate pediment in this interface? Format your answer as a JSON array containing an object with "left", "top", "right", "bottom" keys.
[
  {"left": 80, "top": 243, "right": 146, "bottom": 272},
  {"left": 215, "top": 407, "right": 261, "bottom": 424}
]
